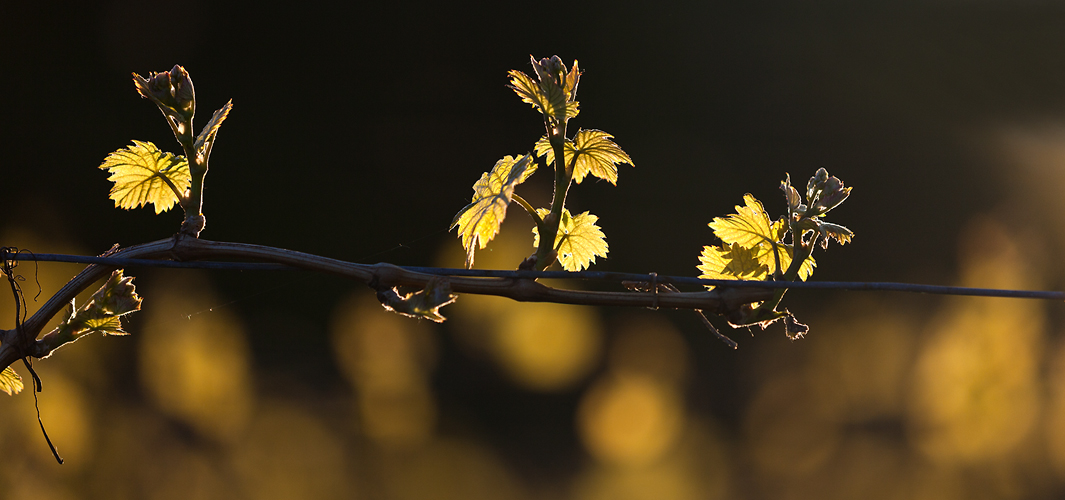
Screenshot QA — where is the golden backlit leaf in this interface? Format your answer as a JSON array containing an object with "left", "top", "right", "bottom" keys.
[
  {"left": 707, "top": 194, "right": 815, "bottom": 280},
  {"left": 451, "top": 154, "right": 537, "bottom": 268},
  {"left": 508, "top": 63, "right": 579, "bottom": 122},
  {"left": 83, "top": 316, "right": 127, "bottom": 336},
  {"left": 709, "top": 194, "right": 779, "bottom": 248},
  {"left": 99, "top": 140, "right": 190, "bottom": 213},
  {"left": 532, "top": 208, "right": 609, "bottom": 271},
  {"left": 0, "top": 366, "right": 23, "bottom": 395},
  {"left": 535, "top": 129, "right": 634, "bottom": 184},
  {"left": 697, "top": 243, "right": 769, "bottom": 287}
]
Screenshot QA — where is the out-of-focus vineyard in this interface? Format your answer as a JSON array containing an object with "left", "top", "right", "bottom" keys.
[{"left": 6, "top": 1, "right": 1065, "bottom": 499}]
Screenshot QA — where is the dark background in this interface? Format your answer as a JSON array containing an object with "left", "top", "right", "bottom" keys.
[{"left": 5, "top": 1, "right": 1065, "bottom": 499}]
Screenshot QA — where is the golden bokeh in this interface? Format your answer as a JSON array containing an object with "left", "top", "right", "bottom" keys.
[
  {"left": 607, "top": 315, "right": 689, "bottom": 385},
  {"left": 378, "top": 438, "right": 528, "bottom": 500},
  {"left": 907, "top": 220, "right": 1044, "bottom": 464},
  {"left": 138, "top": 273, "right": 254, "bottom": 442},
  {"left": 491, "top": 301, "right": 603, "bottom": 391},
  {"left": 578, "top": 372, "right": 684, "bottom": 467},
  {"left": 805, "top": 298, "right": 916, "bottom": 422},
  {"left": 572, "top": 419, "right": 732, "bottom": 500},
  {"left": 229, "top": 401, "right": 350, "bottom": 500},
  {"left": 1046, "top": 337, "right": 1065, "bottom": 478},
  {"left": 442, "top": 223, "right": 605, "bottom": 392},
  {"left": 744, "top": 374, "right": 840, "bottom": 478},
  {"left": 331, "top": 293, "right": 438, "bottom": 448},
  {"left": 9, "top": 367, "right": 94, "bottom": 470}
]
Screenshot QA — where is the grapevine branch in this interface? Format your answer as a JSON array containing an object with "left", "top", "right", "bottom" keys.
[
  {"left": 2, "top": 237, "right": 1063, "bottom": 376},
  {"left": 9, "top": 251, "right": 1065, "bottom": 300}
]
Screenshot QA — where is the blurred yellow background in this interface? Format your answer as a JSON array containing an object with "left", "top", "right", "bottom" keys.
[{"left": 8, "top": 1, "right": 1065, "bottom": 498}]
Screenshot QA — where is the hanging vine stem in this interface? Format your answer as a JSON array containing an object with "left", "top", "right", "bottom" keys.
[{"left": 0, "top": 248, "right": 63, "bottom": 464}]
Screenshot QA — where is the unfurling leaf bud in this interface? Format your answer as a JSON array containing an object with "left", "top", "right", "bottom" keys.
[
  {"left": 806, "top": 167, "right": 829, "bottom": 201},
  {"left": 812, "top": 175, "right": 851, "bottom": 215},
  {"left": 133, "top": 65, "right": 197, "bottom": 123}
]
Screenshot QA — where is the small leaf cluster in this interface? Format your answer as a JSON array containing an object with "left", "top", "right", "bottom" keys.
[
  {"left": 53, "top": 270, "right": 142, "bottom": 346},
  {"left": 452, "top": 56, "right": 633, "bottom": 271},
  {"left": 101, "top": 65, "right": 232, "bottom": 236},
  {"left": 698, "top": 168, "right": 853, "bottom": 337}
]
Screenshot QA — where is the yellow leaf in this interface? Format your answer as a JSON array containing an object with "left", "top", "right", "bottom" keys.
[
  {"left": 770, "top": 243, "right": 817, "bottom": 281},
  {"left": 532, "top": 209, "right": 609, "bottom": 271},
  {"left": 508, "top": 62, "right": 580, "bottom": 123},
  {"left": 0, "top": 367, "right": 23, "bottom": 396},
  {"left": 697, "top": 243, "right": 769, "bottom": 287},
  {"left": 451, "top": 154, "right": 537, "bottom": 268},
  {"left": 99, "top": 140, "right": 190, "bottom": 213},
  {"left": 534, "top": 129, "right": 634, "bottom": 185},
  {"left": 707, "top": 194, "right": 815, "bottom": 280},
  {"left": 709, "top": 194, "right": 778, "bottom": 248}
]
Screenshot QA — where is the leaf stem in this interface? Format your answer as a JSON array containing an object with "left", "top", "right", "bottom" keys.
[
  {"left": 511, "top": 193, "right": 543, "bottom": 227},
  {"left": 534, "top": 119, "right": 572, "bottom": 271}
]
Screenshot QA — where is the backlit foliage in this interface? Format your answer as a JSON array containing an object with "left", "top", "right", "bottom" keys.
[
  {"left": 98, "top": 141, "right": 190, "bottom": 213},
  {"left": 450, "top": 154, "right": 536, "bottom": 268},
  {"left": 0, "top": 366, "right": 22, "bottom": 395},
  {"left": 697, "top": 168, "right": 851, "bottom": 333},
  {"left": 532, "top": 208, "right": 609, "bottom": 272},
  {"left": 534, "top": 129, "right": 634, "bottom": 184},
  {"left": 453, "top": 56, "right": 633, "bottom": 272}
]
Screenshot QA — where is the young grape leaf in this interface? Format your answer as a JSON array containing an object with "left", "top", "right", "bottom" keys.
[
  {"left": 819, "top": 222, "right": 854, "bottom": 249},
  {"left": 451, "top": 154, "right": 537, "bottom": 268},
  {"left": 697, "top": 243, "right": 770, "bottom": 287},
  {"left": 531, "top": 208, "right": 608, "bottom": 271},
  {"left": 508, "top": 56, "right": 580, "bottom": 123},
  {"left": 773, "top": 243, "right": 817, "bottom": 281},
  {"left": 534, "top": 129, "right": 634, "bottom": 184},
  {"left": 708, "top": 194, "right": 815, "bottom": 279},
  {"left": 709, "top": 194, "right": 781, "bottom": 248},
  {"left": 194, "top": 99, "right": 233, "bottom": 160},
  {"left": 55, "top": 270, "right": 142, "bottom": 345},
  {"left": 0, "top": 366, "right": 23, "bottom": 396},
  {"left": 82, "top": 316, "right": 128, "bottom": 336},
  {"left": 99, "top": 140, "right": 191, "bottom": 214}
]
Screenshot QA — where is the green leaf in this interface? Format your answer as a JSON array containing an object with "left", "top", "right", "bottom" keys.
[
  {"left": 697, "top": 243, "right": 770, "bottom": 287},
  {"left": 451, "top": 154, "right": 537, "bottom": 268},
  {"left": 532, "top": 208, "right": 608, "bottom": 271},
  {"left": 99, "top": 140, "right": 191, "bottom": 214},
  {"left": 378, "top": 276, "right": 458, "bottom": 323},
  {"left": 194, "top": 99, "right": 233, "bottom": 160},
  {"left": 534, "top": 129, "right": 634, "bottom": 184},
  {"left": 0, "top": 366, "right": 23, "bottom": 396}
]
